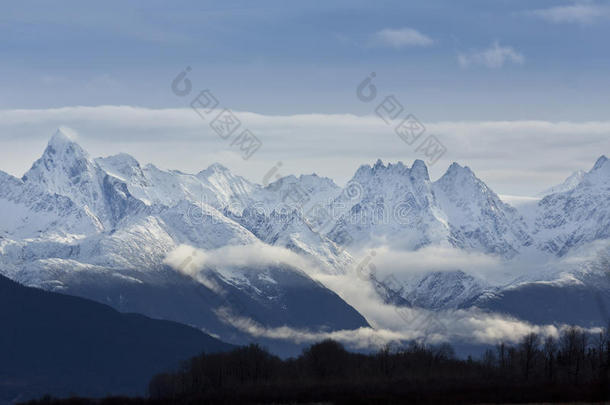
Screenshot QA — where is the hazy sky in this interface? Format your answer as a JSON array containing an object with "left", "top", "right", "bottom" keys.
[{"left": 1, "top": 0, "right": 609, "bottom": 195}]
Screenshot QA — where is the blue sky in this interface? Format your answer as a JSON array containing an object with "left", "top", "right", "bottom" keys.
[
  {"left": 0, "top": 0, "right": 609, "bottom": 195},
  {"left": 2, "top": 0, "right": 610, "bottom": 119}
]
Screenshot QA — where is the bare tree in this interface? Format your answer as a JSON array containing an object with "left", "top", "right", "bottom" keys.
[
  {"left": 520, "top": 333, "right": 540, "bottom": 381},
  {"left": 543, "top": 336, "right": 557, "bottom": 382}
]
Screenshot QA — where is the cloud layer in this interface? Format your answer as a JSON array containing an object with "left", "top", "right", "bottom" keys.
[
  {"left": 0, "top": 106, "right": 608, "bottom": 196},
  {"left": 214, "top": 288, "right": 582, "bottom": 349}
]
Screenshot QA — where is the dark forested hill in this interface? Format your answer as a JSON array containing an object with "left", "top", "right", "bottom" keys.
[{"left": 0, "top": 274, "right": 233, "bottom": 404}]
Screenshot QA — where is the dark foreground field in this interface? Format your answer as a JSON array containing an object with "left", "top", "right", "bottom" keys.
[{"left": 19, "top": 326, "right": 610, "bottom": 405}]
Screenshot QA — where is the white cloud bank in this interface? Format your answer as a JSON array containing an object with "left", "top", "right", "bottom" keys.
[
  {"left": 458, "top": 42, "right": 524, "bottom": 69},
  {"left": 0, "top": 106, "right": 608, "bottom": 196}
]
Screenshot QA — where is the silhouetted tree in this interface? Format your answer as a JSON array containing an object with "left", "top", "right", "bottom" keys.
[
  {"left": 519, "top": 332, "right": 540, "bottom": 380},
  {"left": 543, "top": 335, "right": 557, "bottom": 382},
  {"left": 144, "top": 326, "right": 610, "bottom": 404}
]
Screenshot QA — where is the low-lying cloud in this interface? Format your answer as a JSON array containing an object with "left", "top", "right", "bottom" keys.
[
  {"left": 163, "top": 242, "right": 316, "bottom": 293},
  {"left": 215, "top": 303, "right": 592, "bottom": 350},
  {"left": 352, "top": 245, "right": 501, "bottom": 279},
  {"left": 165, "top": 242, "right": 312, "bottom": 272},
  {"left": 163, "top": 241, "right": 608, "bottom": 350}
]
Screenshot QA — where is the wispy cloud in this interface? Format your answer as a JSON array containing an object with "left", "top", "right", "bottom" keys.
[
  {"left": 164, "top": 243, "right": 313, "bottom": 274},
  {"left": 163, "top": 243, "right": 318, "bottom": 294},
  {"left": 371, "top": 27, "right": 434, "bottom": 48},
  {"left": 530, "top": 2, "right": 610, "bottom": 24},
  {"left": 458, "top": 42, "right": 524, "bottom": 69},
  {"left": 356, "top": 245, "right": 502, "bottom": 280},
  {"left": 215, "top": 302, "right": 591, "bottom": 349}
]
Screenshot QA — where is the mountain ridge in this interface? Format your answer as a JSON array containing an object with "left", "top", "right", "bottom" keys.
[
  {"left": 0, "top": 273, "right": 233, "bottom": 403},
  {"left": 1, "top": 131, "right": 608, "bottom": 353}
]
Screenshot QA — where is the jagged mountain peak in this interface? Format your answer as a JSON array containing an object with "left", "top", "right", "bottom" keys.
[
  {"left": 299, "top": 174, "right": 340, "bottom": 194},
  {"left": 266, "top": 173, "right": 339, "bottom": 193},
  {"left": 353, "top": 159, "right": 429, "bottom": 182},
  {"left": 41, "top": 128, "right": 87, "bottom": 158},
  {"left": 588, "top": 155, "right": 609, "bottom": 181},
  {"left": 435, "top": 163, "right": 494, "bottom": 198},
  {"left": 432, "top": 160, "right": 531, "bottom": 256},
  {"left": 410, "top": 159, "right": 429, "bottom": 180},
  {"left": 195, "top": 163, "right": 257, "bottom": 207},
  {"left": 444, "top": 162, "right": 474, "bottom": 176},
  {"left": 265, "top": 174, "right": 298, "bottom": 190},
  {"left": 98, "top": 152, "right": 140, "bottom": 168},
  {"left": 196, "top": 162, "right": 255, "bottom": 192},
  {"left": 298, "top": 173, "right": 335, "bottom": 184},
  {"left": 367, "top": 159, "right": 408, "bottom": 172},
  {"left": 40, "top": 128, "right": 88, "bottom": 161},
  {"left": 580, "top": 155, "right": 609, "bottom": 187},
  {"left": 96, "top": 153, "right": 143, "bottom": 182},
  {"left": 538, "top": 169, "right": 586, "bottom": 197},
  {"left": 327, "top": 159, "right": 443, "bottom": 250},
  {"left": 197, "top": 162, "right": 230, "bottom": 177},
  {"left": 355, "top": 159, "right": 391, "bottom": 175},
  {"left": 19, "top": 131, "right": 150, "bottom": 229},
  {"left": 534, "top": 155, "right": 610, "bottom": 255},
  {"left": 435, "top": 163, "right": 489, "bottom": 198},
  {"left": 302, "top": 172, "right": 319, "bottom": 178},
  {"left": 48, "top": 127, "right": 78, "bottom": 146},
  {"left": 23, "top": 130, "right": 95, "bottom": 185},
  {"left": 593, "top": 155, "right": 608, "bottom": 171},
  {"left": 353, "top": 162, "right": 374, "bottom": 178}
]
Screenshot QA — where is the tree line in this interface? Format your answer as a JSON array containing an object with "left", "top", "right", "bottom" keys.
[
  {"left": 146, "top": 326, "right": 610, "bottom": 404},
  {"left": 22, "top": 326, "right": 610, "bottom": 404}
]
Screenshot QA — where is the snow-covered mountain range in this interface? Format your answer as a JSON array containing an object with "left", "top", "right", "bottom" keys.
[
  {"left": 1, "top": 130, "right": 609, "bottom": 349},
  {"left": 0, "top": 131, "right": 368, "bottom": 354}
]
